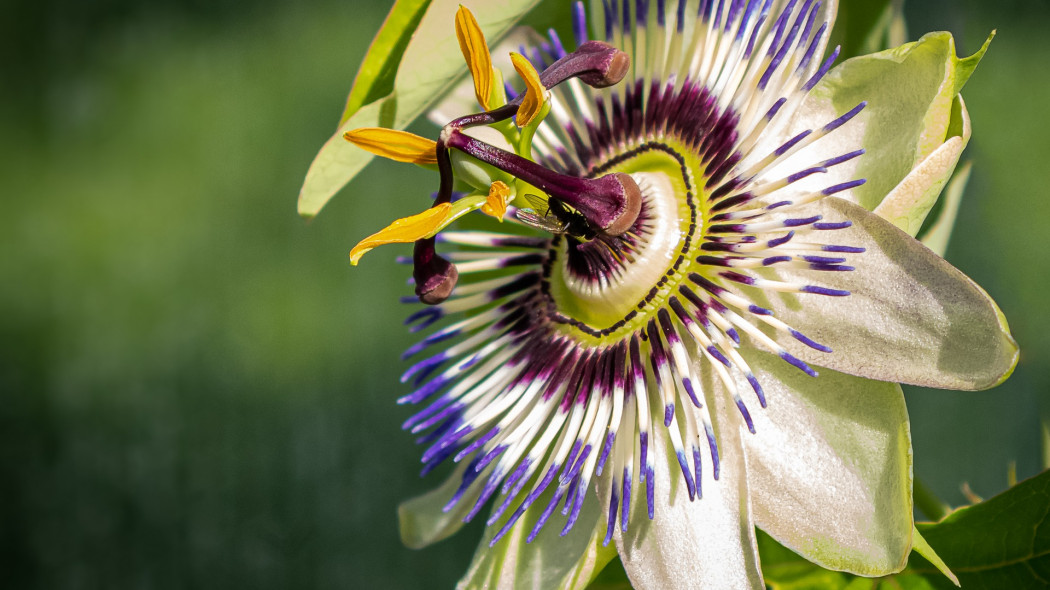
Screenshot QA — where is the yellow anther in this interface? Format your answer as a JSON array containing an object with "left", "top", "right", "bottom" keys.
[
  {"left": 481, "top": 181, "right": 511, "bottom": 220},
  {"left": 510, "top": 52, "right": 544, "bottom": 127},
  {"left": 344, "top": 127, "right": 438, "bottom": 165},
  {"left": 455, "top": 5, "right": 493, "bottom": 111},
  {"left": 349, "top": 203, "right": 452, "bottom": 265}
]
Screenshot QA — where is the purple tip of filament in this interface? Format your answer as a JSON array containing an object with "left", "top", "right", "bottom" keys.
[
  {"left": 525, "top": 487, "right": 566, "bottom": 543},
  {"left": 399, "top": 351, "right": 447, "bottom": 383},
  {"left": 404, "top": 307, "right": 443, "bottom": 332},
  {"left": 634, "top": 0, "right": 649, "bottom": 27},
  {"left": 707, "top": 345, "right": 731, "bottom": 367},
  {"left": 803, "top": 44, "right": 841, "bottom": 91},
  {"left": 443, "top": 458, "right": 484, "bottom": 511},
  {"left": 693, "top": 445, "right": 703, "bottom": 498},
  {"left": 453, "top": 427, "right": 499, "bottom": 462},
  {"left": 398, "top": 294, "right": 416, "bottom": 303},
  {"left": 621, "top": 469, "right": 632, "bottom": 532},
  {"left": 774, "top": 129, "right": 812, "bottom": 156},
  {"left": 787, "top": 166, "right": 827, "bottom": 184},
  {"left": 683, "top": 377, "right": 702, "bottom": 407},
  {"left": 765, "top": 97, "right": 787, "bottom": 121},
  {"left": 603, "top": 485, "right": 618, "bottom": 546},
  {"left": 765, "top": 200, "right": 791, "bottom": 210},
  {"left": 784, "top": 215, "right": 822, "bottom": 228},
  {"left": 676, "top": 450, "right": 697, "bottom": 500},
  {"left": 823, "top": 244, "right": 865, "bottom": 254},
  {"left": 401, "top": 329, "right": 458, "bottom": 360},
  {"left": 762, "top": 256, "right": 792, "bottom": 266},
  {"left": 801, "top": 285, "right": 850, "bottom": 297},
  {"left": 791, "top": 329, "right": 832, "bottom": 353},
  {"left": 823, "top": 179, "right": 866, "bottom": 195},
  {"left": 646, "top": 465, "right": 655, "bottom": 519},
  {"left": 675, "top": 0, "right": 687, "bottom": 31},
  {"left": 560, "top": 481, "right": 588, "bottom": 536},
  {"left": 803, "top": 255, "right": 845, "bottom": 264},
  {"left": 767, "top": 230, "right": 795, "bottom": 248},
  {"left": 823, "top": 101, "right": 866, "bottom": 133},
  {"left": 810, "top": 263, "right": 854, "bottom": 272},
  {"left": 726, "top": 328, "right": 741, "bottom": 344},
  {"left": 639, "top": 432, "right": 649, "bottom": 480},
  {"left": 397, "top": 374, "right": 451, "bottom": 406},
  {"left": 812, "top": 221, "right": 851, "bottom": 230},
  {"left": 502, "top": 457, "right": 532, "bottom": 495},
  {"left": 595, "top": 431, "right": 617, "bottom": 476},
  {"left": 796, "top": 21, "right": 826, "bottom": 71},
  {"left": 746, "top": 373, "right": 767, "bottom": 407},
  {"left": 465, "top": 469, "right": 505, "bottom": 522},
  {"left": 822, "top": 150, "right": 865, "bottom": 170},
  {"left": 780, "top": 351, "right": 819, "bottom": 377},
  {"left": 736, "top": 398, "right": 756, "bottom": 434},
  {"left": 548, "top": 29, "right": 567, "bottom": 59},
  {"left": 573, "top": 2, "right": 588, "bottom": 46},
  {"left": 705, "top": 422, "right": 720, "bottom": 480},
  {"left": 656, "top": 0, "right": 666, "bottom": 25},
  {"left": 474, "top": 443, "right": 508, "bottom": 473},
  {"left": 664, "top": 403, "right": 675, "bottom": 427}
]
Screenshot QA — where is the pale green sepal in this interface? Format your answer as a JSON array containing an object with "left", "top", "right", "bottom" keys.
[
  {"left": 605, "top": 391, "right": 764, "bottom": 590},
  {"left": 872, "top": 134, "right": 964, "bottom": 235},
  {"left": 457, "top": 485, "right": 616, "bottom": 590},
  {"left": 733, "top": 349, "right": 913, "bottom": 576},
  {"left": 910, "top": 526, "right": 960, "bottom": 587},
  {"left": 398, "top": 462, "right": 482, "bottom": 549},
  {"left": 918, "top": 160, "right": 971, "bottom": 257},
  {"left": 298, "top": 0, "right": 542, "bottom": 218},
  {"left": 760, "top": 197, "right": 1018, "bottom": 391},
  {"left": 775, "top": 31, "right": 990, "bottom": 214},
  {"left": 340, "top": 0, "right": 433, "bottom": 126}
]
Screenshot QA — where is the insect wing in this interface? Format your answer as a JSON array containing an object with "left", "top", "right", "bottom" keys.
[{"left": 516, "top": 208, "right": 568, "bottom": 234}]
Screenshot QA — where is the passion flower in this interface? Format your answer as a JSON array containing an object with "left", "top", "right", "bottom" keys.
[{"left": 303, "top": 1, "right": 1018, "bottom": 587}]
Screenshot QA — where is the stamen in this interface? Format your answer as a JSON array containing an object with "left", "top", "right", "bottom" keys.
[{"left": 445, "top": 130, "right": 642, "bottom": 235}]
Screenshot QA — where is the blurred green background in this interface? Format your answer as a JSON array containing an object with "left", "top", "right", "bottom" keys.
[{"left": 2, "top": 0, "right": 1047, "bottom": 587}]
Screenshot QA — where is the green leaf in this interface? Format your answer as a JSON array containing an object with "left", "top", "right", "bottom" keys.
[
  {"left": 298, "top": 0, "right": 542, "bottom": 218},
  {"left": 908, "top": 470, "right": 1050, "bottom": 589},
  {"left": 340, "top": 0, "right": 434, "bottom": 125},
  {"left": 829, "top": 0, "right": 907, "bottom": 60}
]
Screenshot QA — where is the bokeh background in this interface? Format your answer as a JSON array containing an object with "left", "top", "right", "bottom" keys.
[{"left": 2, "top": 0, "right": 1047, "bottom": 587}]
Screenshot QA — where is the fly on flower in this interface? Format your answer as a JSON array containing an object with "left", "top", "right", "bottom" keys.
[{"left": 303, "top": 1, "right": 1017, "bottom": 588}]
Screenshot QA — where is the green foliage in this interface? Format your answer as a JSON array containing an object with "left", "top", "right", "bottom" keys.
[
  {"left": 340, "top": 0, "right": 434, "bottom": 124},
  {"left": 759, "top": 470, "right": 1050, "bottom": 590},
  {"left": 830, "top": 0, "right": 907, "bottom": 60},
  {"left": 909, "top": 470, "right": 1050, "bottom": 589}
]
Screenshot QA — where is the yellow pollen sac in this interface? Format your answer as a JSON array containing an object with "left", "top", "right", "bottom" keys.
[
  {"left": 455, "top": 5, "right": 493, "bottom": 111},
  {"left": 349, "top": 202, "right": 452, "bottom": 265},
  {"left": 344, "top": 127, "right": 438, "bottom": 165},
  {"left": 510, "top": 52, "right": 544, "bottom": 128},
  {"left": 481, "top": 181, "right": 511, "bottom": 220}
]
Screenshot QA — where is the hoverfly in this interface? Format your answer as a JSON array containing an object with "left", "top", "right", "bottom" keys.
[{"left": 515, "top": 194, "right": 597, "bottom": 241}]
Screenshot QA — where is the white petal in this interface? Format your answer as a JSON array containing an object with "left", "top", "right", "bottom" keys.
[
  {"left": 728, "top": 348, "right": 913, "bottom": 575},
  {"left": 756, "top": 197, "right": 1018, "bottom": 390},
  {"left": 602, "top": 388, "right": 763, "bottom": 590}
]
